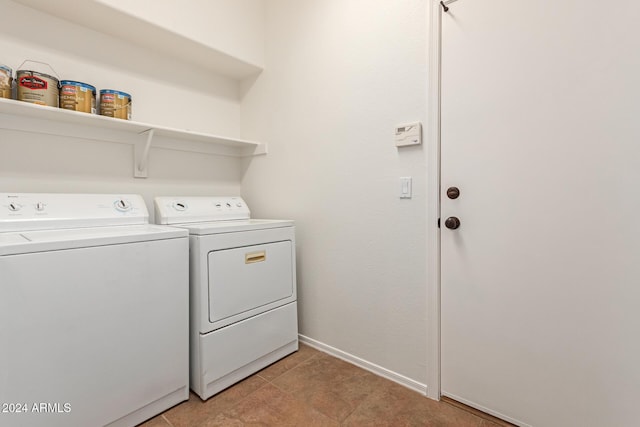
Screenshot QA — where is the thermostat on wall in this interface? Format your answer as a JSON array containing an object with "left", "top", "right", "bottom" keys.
[{"left": 395, "top": 122, "right": 422, "bottom": 147}]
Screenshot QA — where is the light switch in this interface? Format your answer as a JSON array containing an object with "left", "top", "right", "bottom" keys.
[{"left": 400, "top": 177, "right": 412, "bottom": 199}]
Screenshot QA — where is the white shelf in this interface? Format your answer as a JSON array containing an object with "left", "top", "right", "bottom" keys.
[
  {"left": 0, "top": 97, "right": 267, "bottom": 178},
  {"left": 12, "top": 0, "right": 264, "bottom": 81}
]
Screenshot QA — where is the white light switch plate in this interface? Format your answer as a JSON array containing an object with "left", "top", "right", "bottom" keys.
[{"left": 400, "top": 177, "right": 412, "bottom": 199}]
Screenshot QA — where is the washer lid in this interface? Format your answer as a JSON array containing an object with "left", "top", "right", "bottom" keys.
[
  {"left": 0, "top": 224, "right": 187, "bottom": 256},
  {"left": 174, "top": 219, "right": 294, "bottom": 235}
]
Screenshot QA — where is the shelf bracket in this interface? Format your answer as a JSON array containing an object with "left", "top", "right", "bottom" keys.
[{"left": 134, "top": 128, "right": 154, "bottom": 178}]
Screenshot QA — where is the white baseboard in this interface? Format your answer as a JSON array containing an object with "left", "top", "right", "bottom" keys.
[{"left": 298, "top": 334, "right": 428, "bottom": 396}]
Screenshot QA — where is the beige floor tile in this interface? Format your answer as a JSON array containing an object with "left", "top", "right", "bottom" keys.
[
  {"left": 163, "top": 375, "right": 268, "bottom": 427},
  {"left": 272, "top": 354, "right": 388, "bottom": 422},
  {"left": 205, "top": 383, "right": 338, "bottom": 427},
  {"left": 256, "top": 343, "right": 322, "bottom": 381},
  {"left": 150, "top": 346, "right": 508, "bottom": 427},
  {"left": 343, "top": 380, "right": 483, "bottom": 427}
]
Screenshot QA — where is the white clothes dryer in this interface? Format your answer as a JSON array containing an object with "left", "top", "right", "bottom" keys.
[
  {"left": 0, "top": 193, "right": 189, "bottom": 427},
  {"left": 154, "top": 196, "right": 298, "bottom": 400}
]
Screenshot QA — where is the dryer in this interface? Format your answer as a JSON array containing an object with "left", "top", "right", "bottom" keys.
[
  {"left": 154, "top": 196, "right": 298, "bottom": 400},
  {"left": 0, "top": 193, "right": 189, "bottom": 427}
]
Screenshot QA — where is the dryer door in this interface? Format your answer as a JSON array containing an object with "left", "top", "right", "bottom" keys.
[{"left": 208, "top": 240, "right": 294, "bottom": 327}]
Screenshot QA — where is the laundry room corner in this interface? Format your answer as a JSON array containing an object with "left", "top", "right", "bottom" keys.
[
  {"left": 1, "top": 0, "right": 434, "bottom": 415},
  {"left": 240, "top": 0, "right": 430, "bottom": 393}
]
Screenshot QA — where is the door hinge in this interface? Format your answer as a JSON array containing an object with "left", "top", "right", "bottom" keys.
[{"left": 438, "top": 218, "right": 441, "bottom": 228}]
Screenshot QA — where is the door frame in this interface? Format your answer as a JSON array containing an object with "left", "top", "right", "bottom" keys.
[{"left": 426, "top": 0, "right": 443, "bottom": 401}]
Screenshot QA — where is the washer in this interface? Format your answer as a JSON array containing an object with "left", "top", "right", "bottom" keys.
[
  {"left": 0, "top": 193, "right": 189, "bottom": 427},
  {"left": 154, "top": 196, "right": 298, "bottom": 400}
]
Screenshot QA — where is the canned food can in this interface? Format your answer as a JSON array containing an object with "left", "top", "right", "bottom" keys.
[
  {"left": 0, "top": 65, "right": 12, "bottom": 99},
  {"left": 99, "top": 89, "right": 131, "bottom": 120},
  {"left": 60, "top": 80, "right": 96, "bottom": 114},
  {"left": 17, "top": 70, "right": 59, "bottom": 107}
]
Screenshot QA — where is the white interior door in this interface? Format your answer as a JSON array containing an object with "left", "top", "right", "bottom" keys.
[{"left": 440, "top": 1, "right": 640, "bottom": 426}]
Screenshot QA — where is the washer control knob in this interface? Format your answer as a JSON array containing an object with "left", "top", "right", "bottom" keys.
[
  {"left": 215, "top": 203, "right": 222, "bottom": 208},
  {"left": 173, "top": 202, "right": 187, "bottom": 211},
  {"left": 35, "top": 202, "right": 45, "bottom": 212},
  {"left": 114, "top": 199, "right": 132, "bottom": 212},
  {"left": 236, "top": 203, "right": 242, "bottom": 207},
  {"left": 226, "top": 202, "right": 232, "bottom": 208},
  {"left": 8, "top": 203, "right": 21, "bottom": 212}
]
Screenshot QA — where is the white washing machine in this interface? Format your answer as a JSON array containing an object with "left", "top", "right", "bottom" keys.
[
  {"left": 154, "top": 196, "right": 298, "bottom": 400},
  {"left": 0, "top": 193, "right": 189, "bottom": 427}
]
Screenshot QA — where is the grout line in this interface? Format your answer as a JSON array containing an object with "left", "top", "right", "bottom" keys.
[
  {"left": 441, "top": 397, "right": 516, "bottom": 426},
  {"left": 161, "top": 347, "right": 328, "bottom": 427},
  {"left": 215, "top": 374, "right": 274, "bottom": 416},
  {"left": 337, "top": 400, "right": 363, "bottom": 426},
  {"left": 161, "top": 414, "right": 176, "bottom": 427},
  {"left": 259, "top": 351, "right": 327, "bottom": 401},
  {"left": 268, "top": 379, "right": 341, "bottom": 425},
  {"left": 177, "top": 378, "right": 272, "bottom": 426},
  {"left": 258, "top": 349, "right": 323, "bottom": 384},
  {"left": 266, "top": 350, "right": 369, "bottom": 426}
]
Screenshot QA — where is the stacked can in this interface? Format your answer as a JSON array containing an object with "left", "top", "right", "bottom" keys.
[
  {"left": 59, "top": 80, "right": 96, "bottom": 114},
  {"left": 1, "top": 65, "right": 12, "bottom": 99},
  {"left": 99, "top": 89, "right": 131, "bottom": 120}
]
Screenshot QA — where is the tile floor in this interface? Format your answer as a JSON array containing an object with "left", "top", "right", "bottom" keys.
[{"left": 140, "top": 344, "right": 507, "bottom": 427}]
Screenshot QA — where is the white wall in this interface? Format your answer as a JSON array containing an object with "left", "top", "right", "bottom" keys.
[
  {"left": 0, "top": 0, "right": 258, "bottom": 217},
  {"left": 241, "top": 0, "right": 429, "bottom": 387},
  {"left": 98, "top": 0, "right": 266, "bottom": 68}
]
